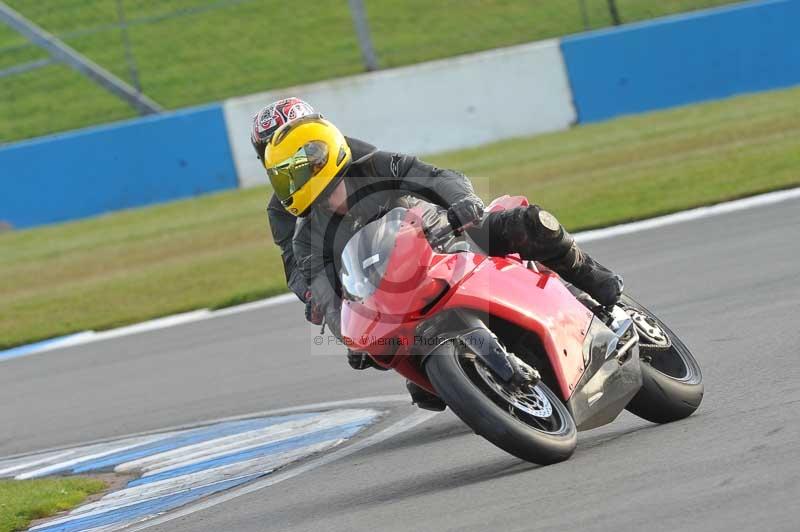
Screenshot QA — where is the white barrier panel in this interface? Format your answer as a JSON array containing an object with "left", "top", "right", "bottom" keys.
[{"left": 224, "top": 39, "right": 575, "bottom": 188}]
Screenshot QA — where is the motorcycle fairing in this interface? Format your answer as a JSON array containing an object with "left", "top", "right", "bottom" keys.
[
  {"left": 341, "top": 200, "right": 639, "bottom": 408},
  {"left": 341, "top": 204, "right": 595, "bottom": 401},
  {"left": 568, "top": 316, "right": 643, "bottom": 429},
  {"left": 485, "top": 194, "right": 529, "bottom": 213},
  {"left": 441, "top": 257, "right": 594, "bottom": 400},
  {"left": 414, "top": 309, "right": 517, "bottom": 382}
]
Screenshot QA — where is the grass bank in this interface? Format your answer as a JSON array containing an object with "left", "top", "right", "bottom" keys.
[
  {"left": 0, "top": 477, "right": 106, "bottom": 532},
  {"left": 1, "top": 86, "right": 799, "bottom": 349},
  {"left": 1, "top": 0, "right": 738, "bottom": 141}
]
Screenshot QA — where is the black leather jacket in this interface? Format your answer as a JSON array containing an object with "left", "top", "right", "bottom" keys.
[{"left": 267, "top": 137, "right": 481, "bottom": 337}]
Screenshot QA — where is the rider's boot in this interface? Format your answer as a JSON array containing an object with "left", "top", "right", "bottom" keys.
[
  {"left": 542, "top": 241, "right": 624, "bottom": 307},
  {"left": 406, "top": 380, "right": 446, "bottom": 411},
  {"left": 490, "top": 205, "right": 623, "bottom": 307}
]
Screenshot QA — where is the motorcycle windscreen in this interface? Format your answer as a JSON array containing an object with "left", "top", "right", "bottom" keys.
[{"left": 340, "top": 207, "right": 408, "bottom": 302}]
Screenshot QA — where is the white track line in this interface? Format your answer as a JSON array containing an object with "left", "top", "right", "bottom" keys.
[
  {"left": 89, "top": 441, "right": 340, "bottom": 511},
  {"left": 124, "top": 409, "right": 440, "bottom": 532},
  {"left": 0, "top": 395, "right": 409, "bottom": 462},
  {"left": 12, "top": 433, "right": 183, "bottom": 480},
  {"left": 4, "top": 407, "right": 384, "bottom": 532},
  {"left": 115, "top": 415, "right": 331, "bottom": 474},
  {"left": 29, "top": 407, "right": 380, "bottom": 531},
  {"left": 575, "top": 187, "right": 800, "bottom": 243},
  {"left": 124, "top": 411, "right": 375, "bottom": 476},
  {"left": 3, "top": 186, "right": 798, "bottom": 361},
  {"left": 0, "top": 398, "right": 432, "bottom": 532},
  {"left": 0, "top": 449, "right": 75, "bottom": 477}
]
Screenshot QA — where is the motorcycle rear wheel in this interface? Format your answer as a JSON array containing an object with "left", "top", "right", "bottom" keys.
[
  {"left": 425, "top": 340, "right": 576, "bottom": 465},
  {"left": 621, "top": 294, "right": 704, "bottom": 423}
]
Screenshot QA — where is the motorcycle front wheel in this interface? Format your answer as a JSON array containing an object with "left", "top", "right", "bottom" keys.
[
  {"left": 425, "top": 340, "right": 576, "bottom": 465},
  {"left": 621, "top": 294, "right": 704, "bottom": 423}
]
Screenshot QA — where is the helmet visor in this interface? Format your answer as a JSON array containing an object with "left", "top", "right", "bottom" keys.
[{"left": 267, "top": 141, "right": 329, "bottom": 202}]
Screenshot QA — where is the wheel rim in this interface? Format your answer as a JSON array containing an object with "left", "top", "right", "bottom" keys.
[
  {"left": 628, "top": 309, "right": 670, "bottom": 348},
  {"left": 623, "top": 305, "right": 700, "bottom": 384},
  {"left": 457, "top": 354, "right": 569, "bottom": 435}
]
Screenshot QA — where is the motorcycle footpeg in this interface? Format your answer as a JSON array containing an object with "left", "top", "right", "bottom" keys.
[
  {"left": 412, "top": 397, "right": 448, "bottom": 412},
  {"left": 406, "top": 381, "right": 447, "bottom": 411}
]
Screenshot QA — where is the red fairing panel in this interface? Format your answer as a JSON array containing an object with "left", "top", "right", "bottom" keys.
[
  {"left": 486, "top": 195, "right": 529, "bottom": 213},
  {"left": 340, "top": 300, "right": 438, "bottom": 393},
  {"left": 444, "top": 257, "right": 594, "bottom": 400},
  {"left": 340, "top": 210, "right": 480, "bottom": 350}
]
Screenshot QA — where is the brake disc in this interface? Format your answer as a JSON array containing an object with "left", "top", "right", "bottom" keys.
[{"left": 475, "top": 362, "right": 553, "bottom": 418}]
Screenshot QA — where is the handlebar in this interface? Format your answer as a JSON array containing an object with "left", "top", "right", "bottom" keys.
[{"left": 428, "top": 217, "right": 483, "bottom": 248}]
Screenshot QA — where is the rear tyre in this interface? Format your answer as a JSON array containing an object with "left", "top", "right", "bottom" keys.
[
  {"left": 621, "top": 295, "right": 704, "bottom": 423},
  {"left": 425, "top": 341, "right": 576, "bottom": 465}
]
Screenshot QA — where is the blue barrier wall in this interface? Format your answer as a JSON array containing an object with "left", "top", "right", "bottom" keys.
[
  {"left": 561, "top": 0, "right": 800, "bottom": 123},
  {"left": 0, "top": 105, "right": 238, "bottom": 229}
]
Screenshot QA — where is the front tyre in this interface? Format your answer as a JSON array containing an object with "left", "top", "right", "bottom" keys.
[
  {"left": 425, "top": 341, "right": 576, "bottom": 465},
  {"left": 621, "top": 295, "right": 704, "bottom": 423}
]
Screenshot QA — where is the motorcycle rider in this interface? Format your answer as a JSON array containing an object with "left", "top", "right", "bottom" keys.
[
  {"left": 251, "top": 98, "right": 317, "bottom": 312},
  {"left": 261, "top": 114, "right": 624, "bottom": 407},
  {"left": 253, "top": 98, "right": 415, "bottom": 327}
]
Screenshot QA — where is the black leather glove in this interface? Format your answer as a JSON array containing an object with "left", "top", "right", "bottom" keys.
[
  {"left": 304, "top": 290, "right": 324, "bottom": 326},
  {"left": 447, "top": 197, "right": 484, "bottom": 232},
  {"left": 347, "top": 351, "right": 374, "bottom": 370}
]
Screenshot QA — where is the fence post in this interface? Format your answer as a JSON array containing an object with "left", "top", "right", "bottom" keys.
[
  {"left": 347, "top": 0, "right": 379, "bottom": 71},
  {"left": 607, "top": 0, "right": 622, "bottom": 25},
  {"left": 115, "top": 0, "right": 142, "bottom": 93},
  {"left": 577, "top": 0, "right": 590, "bottom": 30}
]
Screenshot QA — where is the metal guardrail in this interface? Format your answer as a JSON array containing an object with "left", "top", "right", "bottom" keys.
[{"left": 0, "top": 1, "right": 161, "bottom": 115}]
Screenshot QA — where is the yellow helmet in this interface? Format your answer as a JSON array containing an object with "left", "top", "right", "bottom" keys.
[{"left": 264, "top": 114, "right": 352, "bottom": 217}]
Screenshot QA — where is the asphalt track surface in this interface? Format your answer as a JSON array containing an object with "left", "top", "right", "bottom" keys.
[{"left": 2, "top": 197, "right": 799, "bottom": 531}]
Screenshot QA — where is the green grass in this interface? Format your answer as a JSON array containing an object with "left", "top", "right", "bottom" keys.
[
  {"left": 0, "top": 0, "right": 739, "bottom": 142},
  {"left": 2, "top": 85, "right": 799, "bottom": 349},
  {"left": 0, "top": 477, "right": 106, "bottom": 532}
]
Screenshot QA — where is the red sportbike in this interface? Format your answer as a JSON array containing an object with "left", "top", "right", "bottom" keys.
[{"left": 340, "top": 196, "right": 704, "bottom": 464}]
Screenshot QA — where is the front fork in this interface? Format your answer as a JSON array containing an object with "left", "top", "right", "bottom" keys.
[{"left": 416, "top": 310, "right": 539, "bottom": 389}]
